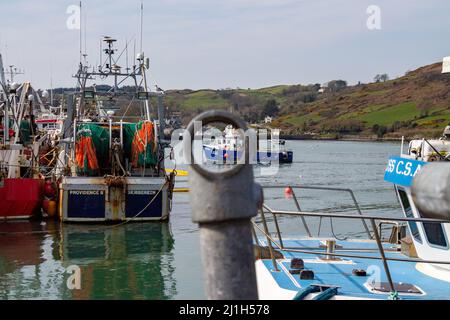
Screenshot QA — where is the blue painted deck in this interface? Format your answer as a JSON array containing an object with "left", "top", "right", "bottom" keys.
[{"left": 258, "top": 239, "right": 450, "bottom": 300}]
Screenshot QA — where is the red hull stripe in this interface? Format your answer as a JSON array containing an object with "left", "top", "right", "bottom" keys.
[{"left": 0, "top": 179, "right": 43, "bottom": 218}]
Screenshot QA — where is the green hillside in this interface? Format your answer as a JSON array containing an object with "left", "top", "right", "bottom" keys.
[{"left": 162, "top": 62, "right": 450, "bottom": 139}]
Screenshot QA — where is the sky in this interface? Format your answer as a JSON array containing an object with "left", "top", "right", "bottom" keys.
[{"left": 0, "top": 0, "right": 449, "bottom": 91}]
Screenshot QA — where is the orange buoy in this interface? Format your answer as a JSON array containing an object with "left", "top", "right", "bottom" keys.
[
  {"left": 47, "top": 200, "right": 57, "bottom": 218},
  {"left": 42, "top": 199, "right": 50, "bottom": 213},
  {"left": 284, "top": 186, "right": 293, "bottom": 199}
]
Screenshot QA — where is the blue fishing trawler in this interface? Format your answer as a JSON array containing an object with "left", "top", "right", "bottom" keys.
[
  {"left": 253, "top": 131, "right": 450, "bottom": 299},
  {"left": 202, "top": 125, "right": 293, "bottom": 164}
]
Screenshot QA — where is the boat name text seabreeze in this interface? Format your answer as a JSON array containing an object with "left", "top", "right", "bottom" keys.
[{"left": 128, "top": 190, "right": 157, "bottom": 195}]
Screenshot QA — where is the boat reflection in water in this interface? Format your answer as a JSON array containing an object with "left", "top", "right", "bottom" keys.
[{"left": 0, "top": 221, "right": 176, "bottom": 299}]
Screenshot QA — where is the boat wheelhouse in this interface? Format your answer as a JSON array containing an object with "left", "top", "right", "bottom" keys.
[{"left": 384, "top": 131, "right": 450, "bottom": 277}]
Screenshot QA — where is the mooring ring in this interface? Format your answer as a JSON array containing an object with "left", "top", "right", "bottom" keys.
[{"left": 184, "top": 110, "right": 248, "bottom": 180}]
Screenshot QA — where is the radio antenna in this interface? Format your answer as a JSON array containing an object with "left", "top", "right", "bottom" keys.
[
  {"left": 79, "top": 1, "right": 83, "bottom": 65},
  {"left": 126, "top": 38, "right": 129, "bottom": 71},
  {"left": 133, "top": 39, "right": 136, "bottom": 68},
  {"left": 99, "top": 38, "right": 102, "bottom": 68},
  {"left": 84, "top": 9, "right": 87, "bottom": 59},
  {"left": 140, "top": 0, "right": 144, "bottom": 54}
]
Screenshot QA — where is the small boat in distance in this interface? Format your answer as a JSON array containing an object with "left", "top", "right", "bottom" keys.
[{"left": 202, "top": 125, "right": 293, "bottom": 164}]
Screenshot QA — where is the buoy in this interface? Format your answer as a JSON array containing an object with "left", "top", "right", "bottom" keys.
[
  {"left": 47, "top": 200, "right": 57, "bottom": 218},
  {"left": 42, "top": 199, "right": 50, "bottom": 213},
  {"left": 284, "top": 186, "right": 293, "bottom": 199},
  {"left": 44, "top": 180, "right": 56, "bottom": 197}
]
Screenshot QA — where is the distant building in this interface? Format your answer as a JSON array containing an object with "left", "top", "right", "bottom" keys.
[
  {"left": 318, "top": 82, "right": 329, "bottom": 94},
  {"left": 264, "top": 116, "right": 273, "bottom": 124}
]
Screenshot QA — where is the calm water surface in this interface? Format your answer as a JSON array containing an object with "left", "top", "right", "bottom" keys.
[{"left": 0, "top": 140, "right": 402, "bottom": 299}]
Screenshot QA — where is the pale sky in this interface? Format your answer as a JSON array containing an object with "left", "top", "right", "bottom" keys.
[{"left": 1, "top": 0, "right": 449, "bottom": 90}]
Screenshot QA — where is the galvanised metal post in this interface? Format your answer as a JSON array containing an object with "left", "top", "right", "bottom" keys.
[
  {"left": 184, "top": 110, "right": 262, "bottom": 300},
  {"left": 412, "top": 162, "right": 450, "bottom": 221}
]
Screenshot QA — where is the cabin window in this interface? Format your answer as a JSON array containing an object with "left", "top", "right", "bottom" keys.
[
  {"left": 417, "top": 210, "right": 448, "bottom": 248},
  {"left": 397, "top": 188, "right": 422, "bottom": 243}
]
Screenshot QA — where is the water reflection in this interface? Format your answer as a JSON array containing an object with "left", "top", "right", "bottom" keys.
[
  {"left": 0, "top": 140, "right": 403, "bottom": 300},
  {"left": 0, "top": 221, "right": 176, "bottom": 300}
]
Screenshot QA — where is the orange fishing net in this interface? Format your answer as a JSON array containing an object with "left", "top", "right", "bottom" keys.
[
  {"left": 75, "top": 136, "right": 99, "bottom": 171},
  {"left": 131, "top": 121, "right": 156, "bottom": 167}
]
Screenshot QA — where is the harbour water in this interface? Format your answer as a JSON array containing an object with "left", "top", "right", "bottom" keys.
[{"left": 0, "top": 140, "right": 403, "bottom": 300}]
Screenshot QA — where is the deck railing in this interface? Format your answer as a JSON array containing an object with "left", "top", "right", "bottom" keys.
[{"left": 253, "top": 185, "right": 450, "bottom": 295}]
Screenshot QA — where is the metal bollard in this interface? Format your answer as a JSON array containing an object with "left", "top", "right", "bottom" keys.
[
  {"left": 184, "top": 110, "right": 262, "bottom": 300},
  {"left": 411, "top": 163, "right": 450, "bottom": 221}
]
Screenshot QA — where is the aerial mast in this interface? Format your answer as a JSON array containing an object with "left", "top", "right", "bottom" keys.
[
  {"left": 0, "top": 53, "right": 5, "bottom": 85},
  {"left": 140, "top": 0, "right": 144, "bottom": 55},
  {"left": 79, "top": 1, "right": 83, "bottom": 66}
]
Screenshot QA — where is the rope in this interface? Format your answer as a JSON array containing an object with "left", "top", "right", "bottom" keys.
[
  {"left": 293, "top": 285, "right": 339, "bottom": 300},
  {"left": 313, "top": 287, "right": 338, "bottom": 300},
  {"left": 109, "top": 179, "right": 169, "bottom": 229},
  {"left": 293, "top": 285, "right": 321, "bottom": 300}
]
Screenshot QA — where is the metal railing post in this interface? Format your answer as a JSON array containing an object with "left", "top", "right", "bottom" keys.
[
  {"left": 369, "top": 218, "right": 396, "bottom": 295},
  {"left": 348, "top": 189, "right": 372, "bottom": 238},
  {"left": 271, "top": 211, "right": 284, "bottom": 248},
  {"left": 259, "top": 209, "right": 279, "bottom": 271},
  {"left": 290, "top": 186, "right": 312, "bottom": 237},
  {"left": 185, "top": 110, "right": 262, "bottom": 300}
]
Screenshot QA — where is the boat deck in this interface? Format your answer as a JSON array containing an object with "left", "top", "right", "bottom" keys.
[{"left": 256, "top": 238, "right": 450, "bottom": 300}]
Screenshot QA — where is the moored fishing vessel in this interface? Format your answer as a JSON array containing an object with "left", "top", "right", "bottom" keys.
[
  {"left": 56, "top": 37, "right": 174, "bottom": 223},
  {"left": 203, "top": 125, "right": 293, "bottom": 164},
  {"left": 253, "top": 181, "right": 449, "bottom": 299},
  {"left": 252, "top": 59, "right": 450, "bottom": 300},
  {"left": 0, "top": 56, "right": 50, "bottom": 220},
  {"left": 253, "top": 129, "right": 450, "bottom": 299}
]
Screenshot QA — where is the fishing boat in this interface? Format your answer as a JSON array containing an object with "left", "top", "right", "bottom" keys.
[
  {"left": 202, "top": 125, "right": 293, "bottom": 164},
  {"left": 0, "top": 55, "right": 51, "bottom": 220},
  {"left": 56, "top": 37, "right": 174, "bottom": 223},
  {"left": 253, "top": 59, "right": 450, "bottom": 299},
  {"left": 253, "top": 128, "right": 450, "bottom": 299}
]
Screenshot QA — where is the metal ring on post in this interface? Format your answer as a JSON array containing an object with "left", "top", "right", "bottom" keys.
[{"left": 184, "top": 110, "right": 248, "bottom": 180}]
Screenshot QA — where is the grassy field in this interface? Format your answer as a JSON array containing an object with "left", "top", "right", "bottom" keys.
[
  {"left": 180, "top": 91, "right": 229, "bottom": 110},
  {"left": 357, "top": 102, "right": 420, "bottom": 126},
  {"left": 159, "top": 61, "right": 450, "bottom": 139}
]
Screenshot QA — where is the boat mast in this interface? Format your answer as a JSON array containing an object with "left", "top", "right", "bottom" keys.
[
  {"left": 0, "top": 53, "right": 7, "bottom": 142},
  {"left": 79, "top": 1, "right": 83, "bottom": 66},
  {"left": 0, "top": 53, "right": 5, "bottom": 85},
  {"left": 139, "top": 1, "right": 151, "bottom": 121}
]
